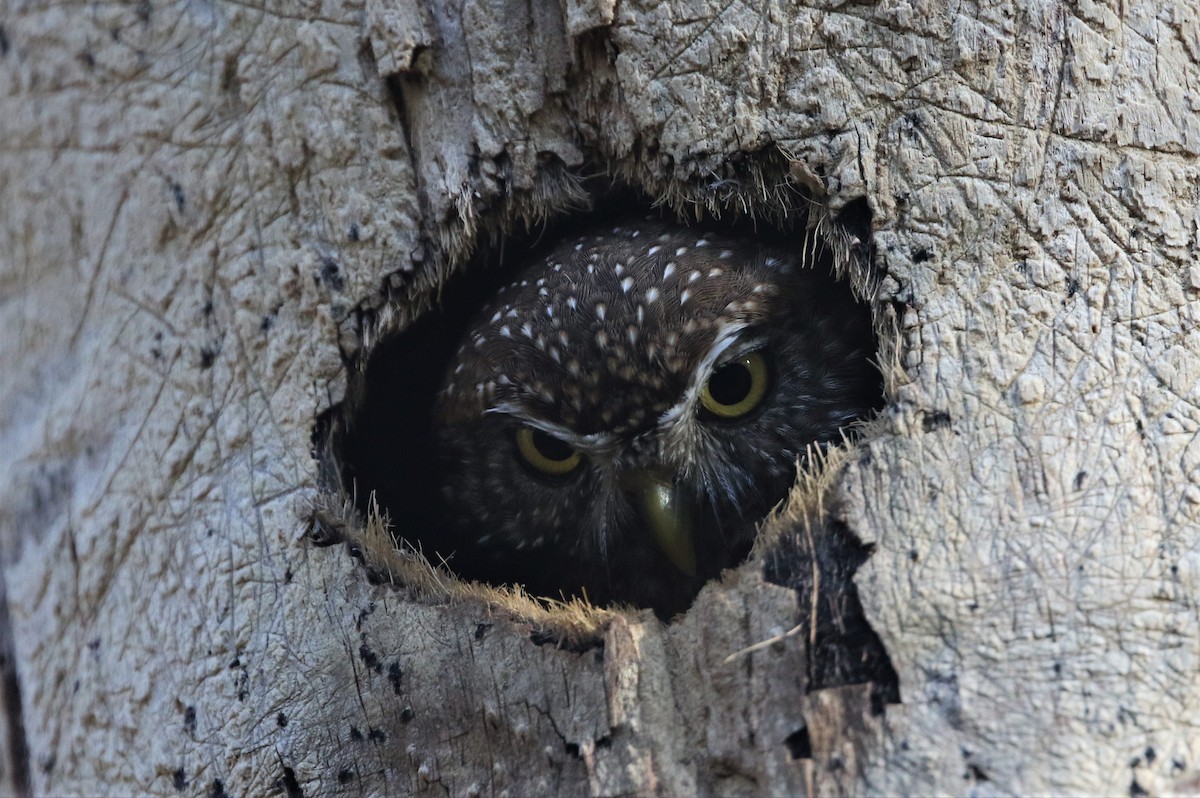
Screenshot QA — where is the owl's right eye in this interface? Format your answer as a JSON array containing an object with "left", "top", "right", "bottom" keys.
[{"left": 515, "top": 427, "right": 582, "bottom": 477}]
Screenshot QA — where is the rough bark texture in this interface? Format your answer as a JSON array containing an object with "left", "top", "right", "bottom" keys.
[{"left": 2, "top": 0, "right": 1199, "bottom": 796}]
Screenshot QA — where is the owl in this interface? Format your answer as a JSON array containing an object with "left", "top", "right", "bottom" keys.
[{"left": 431, "top": 220, "right": 880, "bottom": 615}]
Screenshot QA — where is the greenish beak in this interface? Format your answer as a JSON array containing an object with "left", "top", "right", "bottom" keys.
[{"left": 618, "top": 469, "right": 697, "bottom": 578}]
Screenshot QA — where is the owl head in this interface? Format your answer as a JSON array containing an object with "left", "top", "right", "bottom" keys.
[{"left": 431, "top": 221, "right": 879, "bottom": 614}]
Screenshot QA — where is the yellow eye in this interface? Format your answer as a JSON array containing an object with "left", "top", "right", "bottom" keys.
[
  {"left": 515, "top": 427, "right": 582, "bottom": 476},
  {"left": 700, "top": 351, "right": 770, "bottom": 419}
]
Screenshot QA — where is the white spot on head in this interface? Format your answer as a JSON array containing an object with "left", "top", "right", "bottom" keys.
[
  {"left": 595, "top": 303, "right": 607, "bottom": 321},
  {"left": 719, "top": 249, "right": 734, "bottom": 259},
  {"left": 645, "top": 287, "right": 660, "bottom": 303},
  {"left": 614, "top": 263, "right": 625, "bottom": 276},
  {"left": 546, "top": 306, "right": 555, "bottom": 318},
  {"left": 490, "top": 310, "right": 502, "bottom": 323},
  {"left": 708, "top": 268, "right": 723, "bottom": 277},
  {"left": 662, "top": 262, "right": 677, "bottom": 281},
  {"left": 521, "top": 323, "right": 533, "bottom": 337},
  {"left": 689, "top": 270, "right": 701, "bottom": 283},
  {"left": 567, "top": 296, "right": 577, "bottom": 310},
  {"left": 675, "top": 246, "right": 688, "bottom": 256},
  {"left": 595, "top": 331, "right": 609, "bottom": 347},
  {"left": 621, "top": 276, "right": 635, "bottom": 293},
  {"left": 575, "top": 243, "right": 584, "bottom": 251},
  {"left": 499, "top": 325, "right": 512, "bottom": 337},
  {"left": 636, "top": 304, "right": 644, "bottom": 324},
  {"left": 680, "top": 289, "right": 691, "bottom": 305},
  {"left": 648, "top": 245, "right": 661, "bottom": 256},
  {"left": 753, "top": 284, "right": 765, "bottom": 293},
  {"left": 507, "top": 308, "right": 519, "bottom": 318},
  {"left": 695, "top": 238, "right": 708, "bottom": 246}
]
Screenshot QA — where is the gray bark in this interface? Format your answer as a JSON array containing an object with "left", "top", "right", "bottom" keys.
[{"left": 2, "top": 0, "right": 1199, "bottom": 795}]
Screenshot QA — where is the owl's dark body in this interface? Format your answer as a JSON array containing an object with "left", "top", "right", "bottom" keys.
[{"left": 432, "top": 221, "right": 879, "bottom": 615}]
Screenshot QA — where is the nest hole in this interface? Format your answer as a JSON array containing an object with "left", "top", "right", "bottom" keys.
[{"left": 325, "top": 187, "right": 885, "bottom": 620}]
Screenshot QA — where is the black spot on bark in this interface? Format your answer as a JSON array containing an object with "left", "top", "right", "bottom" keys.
[
  {"left": 169, "top": 179, "right": 185, "bottom": 211},
  {"left": 367, "top": 727, "right": 387, "bottom": 743},
  {"left": 912, "top": 247, "right": 932, "bottom": 263},
  {"left": 528, "top": 628, "right": 605, "bottom": 653},
  {"left": 0, "top": 574, "right": 32, "bottom": 796},
  {"left": 923, "top": 410, "right": 952, "bottom": 432},
  {"left": 349, "top": 725, "right": 363, "bottom": 741},
  {"left": 563, "top": 742, "right": 581, "bottom": 758},
  {"left": 173, "top": 768, "right": 187, "bottom": 790},
  {"left": 0, "top": 26, "right": 10, "bottom": 56},
  {"left": 1130, "top": 778, "right": 1149, "bottom": 796},
  {"left": 400, "top": 706, "right": 415, "bottom": 723},
  {"left": 183, "top": 705, "right": 196, "bottom": 735},
  {"left": 219, "top": 56, "right": 238, "bottom": 93},
  {"left": 275, "top": 766, "right": 304, "bottom": 798},
  {"left": 1066, "top": 277, "right": 1081, "bottom": 298},
  {"left": 354, "top": 603, "right": 376, "bottom": 629},
  {"left": 359, "top": 643, "right": 382, "bottom": 673},
  {"left": 318, "top": 256, "right": 344, "bottom": 291},
  {"left": 1074, "top": 471, "right": 1087, "bottom": 491},
  {"left": 337, "top": 768, "right": 355, "bottom": 784},
  {"left": 1145, "top": 747, "right": 1157, "bottom": 764},
  {"left": 908, "top": 548, "right": 919, "bottom": 562},
  {"left": 276, "top": 712, "right": 288, "bottom": 728},
  {"left": 348, "top": 223, "right": 360, "bottom": 242},
  {"left": 208, "top": 779, "right": 228, "bottom": 798},
  {"left": 784, "top": 727, "right": 811, "bottom": 759},
  {"left": 199, "top": 346, "right": 217, "bottom": 369},
  {"left": 967, "top": 763, "right": 989, "bottom": 782},
  {"left": 387, "top": 662, "right": 403, "bottom": 696},
  {"left": 474, "top": 623, "right": 492, "bottom": 640}
]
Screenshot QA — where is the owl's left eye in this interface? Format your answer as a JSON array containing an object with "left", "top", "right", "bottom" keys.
[
  {"left": 515, "top": 427, "right": 582, "bottom": 476},
  {"left": 700, "top": 350, "right": 770, "bottom": 419}
]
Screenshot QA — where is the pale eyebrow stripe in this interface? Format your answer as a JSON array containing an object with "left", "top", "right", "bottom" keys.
[{"left": 486, "top": 403, "right": 620, "bottom": 454}]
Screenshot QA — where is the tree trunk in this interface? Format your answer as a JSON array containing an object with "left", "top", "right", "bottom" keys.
[{"left": 3, "top": 0, "right": 1198, "bottom": 795}]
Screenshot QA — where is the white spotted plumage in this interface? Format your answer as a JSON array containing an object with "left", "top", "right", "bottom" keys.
[{"left": 432, "top": 219, "right": 881, "bottom": 613}]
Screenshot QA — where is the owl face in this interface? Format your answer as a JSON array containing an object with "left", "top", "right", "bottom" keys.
[{"left": 433, "top": 222, "right": 879, "bottom": 612}]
